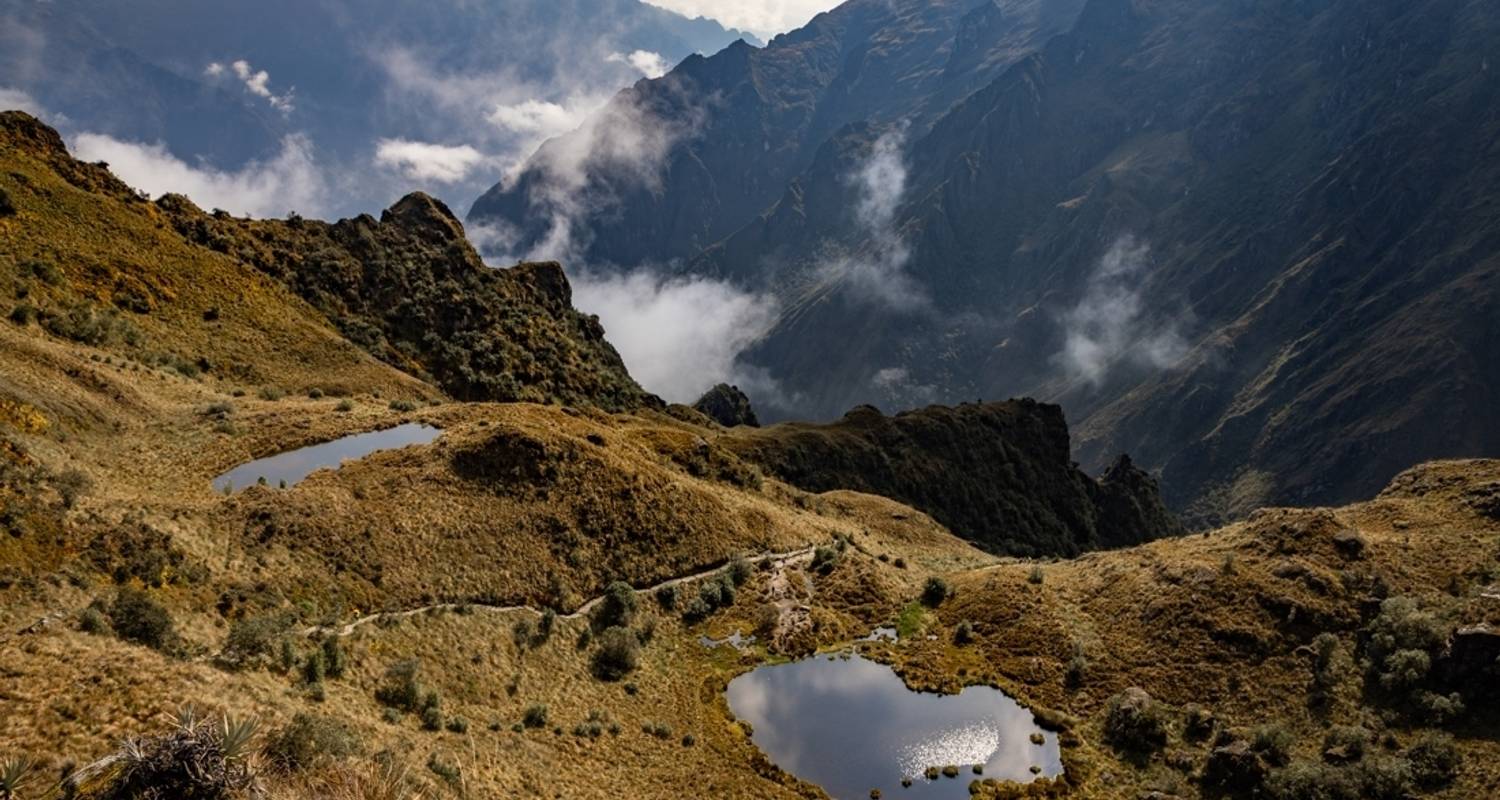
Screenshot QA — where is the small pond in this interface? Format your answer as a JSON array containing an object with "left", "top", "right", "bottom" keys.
[
  {"left": 212, "top": 423, "right": 441, "bottom": 493},
  {"left": 726, "top": 654, "right": 1061, "bottom": 800}
]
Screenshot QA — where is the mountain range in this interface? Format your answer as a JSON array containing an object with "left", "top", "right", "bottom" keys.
[
  {"left": 473, "top": 0, "right": 1500, "bottom": 524},
  {"left": 0, "top": 0, "right": 755, "bottom": 217}
]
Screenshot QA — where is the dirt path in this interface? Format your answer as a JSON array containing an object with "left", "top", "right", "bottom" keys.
[{"left": 300, "top": 546, "right": 819, "bottom": 638}]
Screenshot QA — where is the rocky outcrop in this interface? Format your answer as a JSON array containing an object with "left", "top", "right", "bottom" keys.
[
  {"left": 720, "top": 399, "right": 1183, "bottom": 556},
  {"left": 159, "top": 189, "right": 658, "bottom": 412},
  {"left": 693, "top": 384, "right": 760, "bottom": 428}
]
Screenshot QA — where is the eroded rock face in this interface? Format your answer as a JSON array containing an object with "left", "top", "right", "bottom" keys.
[
  {"left": 693, "top": 384, "right": 760, "bottom": 428},
  {"left": 721, "top": 399, "right": 1184, "bottom": 556}
]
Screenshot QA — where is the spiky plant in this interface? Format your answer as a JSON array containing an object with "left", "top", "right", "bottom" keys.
[
  {"left": 0, "top": 755, "right": 37, "bottom": 800},
  {"left": 107, "top": 708, "right": 261, "bottom": 798}
]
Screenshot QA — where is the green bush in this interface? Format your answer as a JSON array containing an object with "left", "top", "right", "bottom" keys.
[
  {"left": 594, "top": 580, "right": 638, "bottom": 630},
  {"left": 1321, "top": 726, "right": 1368, "bottom": 762},
  {"left": 107, "top": 587, "right": 175, "bottom": 652},
  {"left": 42, "top": 302, "right": 141, "bottom": 347},
  {"left": 79, "top": 606, "right": 111, "bottom": 635},
  {"left": 1102, "top": 687, "right": 1168, "bottom": 756},
  {"left": 591, "top": 626, "right": 641, "bottom": 681},
  {"left": 1405, "top": 731, "right": 1459, "bottom": 789},
  {"left": 222, "top": 610, "right": 294, "bottom": 665},
  {"left": 302, "top": 650, "right": 326, "bottom": 685},
  {"left": 335, "top": 399, "right": 354, "bottom": 412},
  {"left": 420, "top": 704, "right": 444, "bottom": 731},
  {"left": 257, "top": 386, "right": 286, "bottom": 401},
  {"left": 8, "top": 303, "right": 36, "bottom": 325},
  {"left": 522, "top": 704, "right": 548, "bottom": 728},
  {"left": 375, "top": 659, "right": 425, "bottom": 712},
  {"left": 1028, "top": 565, "right": 1045, "bottom": 585},
  {"left": 321, "top": 637, "right": 346, "bottom": 678},
  {"left": 1252, "top": 724, "right": 1295, "bottom": 767},
  {"left": 446, "top": 716, "right": 469, "bottom": 734},
  {"left": 23, "top": 260, "right": 62, "bottom": 285},
  {"left": 655, "top": 584, "right": 678, "bottom": 611},
  {"left": 954, "top": 620, "right": 975, "bottom": 645},
  {"left": 681, "top": 596, "right": 712, "bottom": 623},
  {"left": 810, "top": 546, "right": 839, "bottom": 575},
  {"left": 263, "top": 713, "right": 359, "bottom": 772},
  {"left": 921, "top": 577, "right": 951, "bottom": 607},
  {"left": 389, "top": 399, "right": 418, "bottom": 412},
  {"left": 726, "top": 556, "right": 752, "bottom": 587}
]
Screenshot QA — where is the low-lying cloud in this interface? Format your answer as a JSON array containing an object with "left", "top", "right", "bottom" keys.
[
  {"left": 814, "top": 126, "right": 929, "bottom": 312},
  {"left": 374, "top": 138, "right": 488, "bottom": 183},
  {"left": 1056, "top": 235, "right": 1189, "bottom": 386},
  {"left": 71, "top": 132, "right": 325, "bottom": 218},
  {"left": 570, "top": 268, "right": 780, "bottom": 403},
  {"left": 608, "top": 50, "right": 671, "bottom": 79}
]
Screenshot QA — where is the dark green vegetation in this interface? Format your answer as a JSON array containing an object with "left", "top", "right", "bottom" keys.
[
  {"left": 692, "top": 384, "right": 760, "bottom": 428},
  {"left": 475, "top": 0, "right": 1500, "bottom": 525},
  {"left": 723, "top": 400, "right": 1183, "bottom": 555},
  {"left": 156, "top": 191, "right": 655, "bottom": 411}
]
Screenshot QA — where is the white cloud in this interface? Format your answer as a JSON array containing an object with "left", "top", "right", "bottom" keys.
[
  {"left": 813, "top": 126, "right": 929, "bottom": 312},
  {"left": 571, "top": 268, "right": 780, "bottom": 403},
  {"left": 0, "top": 86, "right": 43, "bottom": 115},
  {"left": 639, "top": 0, "right": 842, "bottom": 39},
  {"left": 374, "top": 138, "right": 487, "bottom": 183},
  {"left": 488, "top": 98, "right": 593, "bottom": 139},
  {"left": 1055, "top": 235, "right": 1189, "bottom": 386},
  {"left": 205, "top": 59, "right": 295, "bottom": 113},
  {"left": 70, "top": 133, "right": 325, "bottom": 218},
  {"left": 608, "top": 50, "right": 671, "bottom": 79}
]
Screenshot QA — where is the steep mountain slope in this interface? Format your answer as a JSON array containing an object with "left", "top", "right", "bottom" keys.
[
  {"left": 0, "top": 111, "right": 651, "bottom": 410},
  {"left": 722, "top": 400, "right": 1182, "bottom": 556},
  {"left": 475, "top": 0, "right": 1500, "bottom": 522},
  {"left": 469, "top": 0, "right": 1085, "bottom": 265}
]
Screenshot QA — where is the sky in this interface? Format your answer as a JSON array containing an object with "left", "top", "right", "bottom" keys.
[{"left": 641, "top": 0, "right": 842, "bottom": 40}]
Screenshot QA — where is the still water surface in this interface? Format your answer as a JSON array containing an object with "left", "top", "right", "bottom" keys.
[
  {"left": 726, "top": 654, "right": 1061, "bottom": 799},
  {"left": 212, "top": 423, "right": 440, "bottom": 492}
]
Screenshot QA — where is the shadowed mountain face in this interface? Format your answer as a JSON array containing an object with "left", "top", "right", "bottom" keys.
[
  {"left": 472, "top": 0, "right": 1500, "bottom": 523},
  {"left": 722, "top": 400, "right": 1183, "bottom": 557}
]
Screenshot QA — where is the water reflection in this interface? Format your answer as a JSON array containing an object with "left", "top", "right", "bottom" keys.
[
  {"left": 726, "top": 654, "right": 1061, "bottom": 799},
  {"left": 212, "top": 423, "right": 440, "bottom": 492}
]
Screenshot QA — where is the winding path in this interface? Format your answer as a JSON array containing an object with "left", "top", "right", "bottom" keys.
[{"left": 299, "top": 546, "right": 819, "bottom": 638}]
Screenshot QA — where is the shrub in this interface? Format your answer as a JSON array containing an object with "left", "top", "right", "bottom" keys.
[
  {"left": 1102, "top": 688, "right": 1168, "bottom": 756},
  {"left": 810, "top": 546, "right": 839, "bottom": 575},
  {"left": 375, "top": 659, "right": 424, "bottom": 712},
  {"left": 1321, "top": 726, "right": 1368, "bottom": 763},
  {"left": 0, "top": 755, "right": 36, "bottom": 798},
  {"left": 1351, "top": 756, "right": 1414, "bottom": 800},
  {"left": 727, "top": 556, "right": 753, "bottom": 587},
  {"left": 512, "top": 617, "right": 535, "bottom": 649},
  {"left": 389, "top": 399, "right": 417, "bottom": 412},
  {"left": 321, "top": 637, "right": 346, "bottom": 678},
  {"left": 222, "top": 610, "right": 294, "bottom": 665},
  {"left": 682, "top": 596, "right": 712, "bottom": 623},
  {"left": 592, "top": 626, "right": 641, "bottom": 681},
  {"left": 302, "top": 650, "right": 326, "bottom": 685},
  {"left": 1183, "top": 704, "right": 1215, "bottom": 741},
  {"left": 446, "top": 716, "right": 469, "bottom": 734},
  {"left": 594, "top": 580, "right": 638, "bottom": 630},
  {"left": 108, "top": 587, "right": 175, "bottom": 652},
  {"left": 8, "top": 303, "right": 36, "bottom": 325},
  {"left": 335, "top": 399, "right": 354, "bottom": 412},
  {"left": 954, "top": 620, "right": 975, "bottom": 645},
  {"left": 263, "top": 713, "right": 359, "bottom": 772},
  {"left": 697, "top": 580, "right": 725, "bottom": 610},
  {"left": 921, "top": 577, "right": 951, "bottom": 607},
  {"left": 420, "top": 704, "right": 443, "bottom": 731},
  {"left": 1266, "top": 761, "right": 1359, "bottom": 800},
  {"left": 42, "top": 301, "right": 140, "bottom": 346},
  {"left": 107, "top": 709, "right": 260, "bottom": 798},
  {"left": 1028, "top": 565, "right": 1045, "bottom": 585},
  {"left": 307, "top": 388, "right": 324, "bottom": 399},
  {"left": 537, "top": 607, "right": 556, "bottom": 642},
  {"left": 1252, "top": 724, "right": 1295, "bottom": 767},
  {"left": 79, "top": 606, "right": 110, "bottom": 635},
  {"left": 522, "top": 704, "right": 548, "bottom": 728},
  {"left": 655, "top": 584, "right": 678, "bottom": 611},
  {"left": 1065, "top": 653, "right": 1088, "bottom": 688},
  {"left": 1405, "top": 731, "right": 1459, "bottom": 789},
  {"left": 257, "top": 386, "right": 285, "bottom": 401}
]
